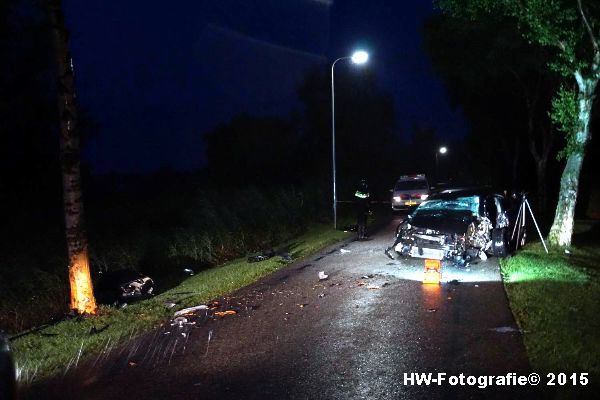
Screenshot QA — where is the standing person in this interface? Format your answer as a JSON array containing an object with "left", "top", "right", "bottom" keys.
[{"left": 355, "top": 179, "right": 370, "bottom": 239}]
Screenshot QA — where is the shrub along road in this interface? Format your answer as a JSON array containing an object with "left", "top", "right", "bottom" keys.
[{"left": 27, "top": 215, "right": 556, "bottom": 399}]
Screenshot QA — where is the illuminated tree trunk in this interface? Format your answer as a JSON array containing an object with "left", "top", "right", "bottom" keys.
[
  {"left": 548, "top": 71, "right": 598, "bottom": 247},
  {"left": 49, "top": 0, "right": 97, "bottom": 314}
]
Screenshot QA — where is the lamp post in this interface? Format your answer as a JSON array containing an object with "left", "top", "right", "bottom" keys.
[
  {"left": 331, "top": 50, "right": 368, "bottom": 230},
  {"left": 435, "top": 146, "right": 447, "bottom": 183}
]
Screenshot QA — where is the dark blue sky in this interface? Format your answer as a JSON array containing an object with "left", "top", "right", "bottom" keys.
[{"left": 64, "top": 0, "right": 465, "bottom": 174}]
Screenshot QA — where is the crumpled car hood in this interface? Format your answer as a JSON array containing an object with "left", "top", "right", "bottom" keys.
[{"left": 409, "top": 211, "right": 476, "bottom": 234}]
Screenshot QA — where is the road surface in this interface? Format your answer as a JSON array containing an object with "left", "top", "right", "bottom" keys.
[{"left": 27, "top": 215, "right": 546, "bottom": 399}]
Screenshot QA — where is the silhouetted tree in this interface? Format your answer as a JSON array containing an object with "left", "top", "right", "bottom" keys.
[
  {"left": 424, "top": 15, "right": 558, "bottom": 213},
  {"left": 438, "top": 0, "right": 600, "bottom": 247}
]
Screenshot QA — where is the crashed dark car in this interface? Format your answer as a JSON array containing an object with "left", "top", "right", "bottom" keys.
[{"left": 391, "top": 188, "right": 521, "bottom": 262}]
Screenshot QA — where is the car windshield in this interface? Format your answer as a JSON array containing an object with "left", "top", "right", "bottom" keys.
[
  {"left": 395, "top": 180, "right": 428, "bottom": 191},
  {"left": 414, "top": 195, "right": 479, "bottom": 216}
]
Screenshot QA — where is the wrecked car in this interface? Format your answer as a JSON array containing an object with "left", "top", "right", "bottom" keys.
[
  {"left": 94, "top": 269, "right": 154, "bottom": 305},
  {"left": 390, "top": 188, "right": 518, "bottom": 262}
]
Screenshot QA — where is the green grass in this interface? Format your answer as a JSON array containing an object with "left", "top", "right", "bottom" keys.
[
  {"left": 500, "top": 240, "right": 600, "bottom": 377},
  {"left": 11, "top": 223, "right": 351, "bottom": 383}
]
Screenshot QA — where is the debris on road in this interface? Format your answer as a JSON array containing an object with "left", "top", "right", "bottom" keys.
[
  {"left": 174, "top": 305, "right": 208, "bottom": 317},
  {"left": 427, "top": 308, "right": 438, "bottom": 313},
  {"left": 205, "top": 330, "right": 213, "bottom": 356},
  {"left": 367, "top": 285, "right": 380, "bottom": 290},
  {"left": 214, "top": 310, "right": 237, "bottom": 317},
  {"left": 384, "top": 248, "right": 394, "bottom": 260},
  {"left": 171, "top": 316, "right": 195, "bottom": 328},
  {"left": 318, "top": 271, "right": 329, "bottom": 280},
  {"left": 340, "top": 249, "right": 351, "bottom": 254}
]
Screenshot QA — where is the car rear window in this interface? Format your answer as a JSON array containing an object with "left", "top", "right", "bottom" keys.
[{"left": 394, "top": 180, "right": 429, "bottom": 191}]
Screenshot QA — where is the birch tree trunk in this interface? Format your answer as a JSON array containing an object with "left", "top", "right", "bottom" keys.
[
  {"left": 548, "top": 71, "right": 598, "bottom": 247},
  {"left": 48, "top": 0, "right": 97, "bottom": 314}
]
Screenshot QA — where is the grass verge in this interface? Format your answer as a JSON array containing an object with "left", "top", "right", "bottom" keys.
[
  {"left": 11, "top": 223, "right": 351, "bottom": 384},
  {"left": 500, "top": 238, "right": 600, "bottom": 380}
]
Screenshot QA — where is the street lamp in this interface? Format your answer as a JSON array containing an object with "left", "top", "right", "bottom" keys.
[
  {"left": 331, "top": 50, "right": 369, "bottom": 230},
  {"left": 435, "top": 146, "right": 448, "bottom": 183}
]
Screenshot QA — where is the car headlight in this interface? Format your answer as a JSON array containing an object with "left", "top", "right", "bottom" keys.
[
  {"left": 421, "top": 194, "right": 429, "bottom": 200},
  {"left": 393, "top": 196, "right": 401, "bottom": 202}
]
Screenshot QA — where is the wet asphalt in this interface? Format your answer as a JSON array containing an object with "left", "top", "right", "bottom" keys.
[{"left": 26, "top": 215, "right": 552, "bottom": 400}]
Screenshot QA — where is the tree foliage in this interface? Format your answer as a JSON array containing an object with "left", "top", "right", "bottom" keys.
[
  {"left": 437, "top": 0, "right": 598, "bottom": 76},
  {"left": 550, "top": 85, "right": 580, "bottom": 160}
]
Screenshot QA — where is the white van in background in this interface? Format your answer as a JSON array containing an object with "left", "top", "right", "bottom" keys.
[{"left": 391, "top": 174, "right": 430, "bottom": 211}]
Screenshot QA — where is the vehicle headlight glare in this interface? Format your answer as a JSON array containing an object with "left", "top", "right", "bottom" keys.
[
  {"left": 393, "top": 196, "right": 401, "bottom": 202},
  {"left": 421, "top": 194, "right": 429, "bottom": 200}
]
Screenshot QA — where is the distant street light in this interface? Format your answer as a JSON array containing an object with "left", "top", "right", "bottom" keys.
[
  {"left": 331, "top": 50, "right": 369, "bottom": 230},
  {"left": 435, "top": 146, "right": 448, "bottom": 183}
]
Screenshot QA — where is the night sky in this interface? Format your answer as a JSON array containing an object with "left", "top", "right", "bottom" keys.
[{"left": 64, "top": 0, "right": 465, "bottom": 174}]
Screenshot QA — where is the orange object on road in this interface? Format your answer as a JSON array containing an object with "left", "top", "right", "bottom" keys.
[
  {"left": 423, "top": 259, "right": 441, "bottom": 284},
  {"left": 214, "top": 310, "right": 237, "bottom": 317}
]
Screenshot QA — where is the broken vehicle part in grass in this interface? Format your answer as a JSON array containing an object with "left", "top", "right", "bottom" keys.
[
  {"left": 247, "top": 249, "right": 293, "bottom": 263},
  {"left": 94, "top": 269, "right": 154, "bottom": 305}
]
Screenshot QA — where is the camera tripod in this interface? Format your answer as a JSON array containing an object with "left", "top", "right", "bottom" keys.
[{"left": 511, "top": 193, "right": 548, "bottom": 253}]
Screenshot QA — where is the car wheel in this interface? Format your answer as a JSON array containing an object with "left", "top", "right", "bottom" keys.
[{"left": 492, "top": 228, "right": 508, "bottom": 257}]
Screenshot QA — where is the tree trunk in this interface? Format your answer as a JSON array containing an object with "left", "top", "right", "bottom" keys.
[
  {"left": 548, "top": 72, "right": 598, "bottom": 247},
  {"left": 48, "top": 0, "right": 97, "bottom": 314}
]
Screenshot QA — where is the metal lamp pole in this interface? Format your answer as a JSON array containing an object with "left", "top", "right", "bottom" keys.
[{"left": 331, "top": 51, "right": 368, "bottom": 230}]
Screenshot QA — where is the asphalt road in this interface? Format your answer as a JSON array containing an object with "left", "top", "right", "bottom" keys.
[{"left": 27, "top": 215, "right": 549, "bottom": 400}]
